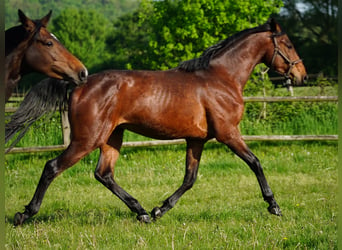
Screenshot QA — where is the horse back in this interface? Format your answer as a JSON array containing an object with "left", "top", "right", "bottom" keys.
[{"left": 70, "top": 70, "right": 212, "bottom": 140}]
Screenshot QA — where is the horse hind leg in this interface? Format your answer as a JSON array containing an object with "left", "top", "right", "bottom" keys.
[
  {"left": 151, "top": 139, "right": 204, "bottom": 220},
  {"left": 94, "top": 129, "right": 151, "bottom": 223},
  {"left": 217, "top": 129, "right": 281, "bottom": 216},
  {"left": 14, "top": 141, "right": 92, "bottom": 226}
]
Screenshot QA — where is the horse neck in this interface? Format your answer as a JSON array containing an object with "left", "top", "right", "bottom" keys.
[
  {"left": 5, "top": 40, "right": 31, "bottom": 102},
  {"left": 210, "top": 32, "right": 271, "bottom": 92},
  {"left": 5, "top": 26, "right": 36, "bottom": 84},
  {"left": 5, "top": 45, "right": 27, "bottom": 82}
]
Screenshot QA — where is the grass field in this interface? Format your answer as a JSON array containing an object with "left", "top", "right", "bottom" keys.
[{"left": 5, "top": 141, "right": 337, "bottom": 249}]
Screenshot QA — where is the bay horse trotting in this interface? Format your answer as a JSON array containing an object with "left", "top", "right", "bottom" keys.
[
  {"left": 13, "top": 18, "right": 307, "bottom": 225},
  {"left": 5, "top": 9, "right": 88, "bottom": 102}
]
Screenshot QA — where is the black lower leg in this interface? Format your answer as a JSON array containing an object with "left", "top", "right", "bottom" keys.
[
  {"left": 151, "top": 187, "right": 185, "bottom": 219},
  {"left": 95, "top": 173, "right": 151, "bottom": 223},
  {"left": 244, "top": 151, "right": 282, "bottom": 216},
  {"left": 152, "top": 140, "right": 203, "bottom": 220},
  {"left": 114, "top": 184, "right": 150, "bottom": 222},
  {"left": 14, "top": 159, "right": 58, "bottom": 226}
]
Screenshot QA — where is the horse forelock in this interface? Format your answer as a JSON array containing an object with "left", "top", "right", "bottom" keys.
[
  {"left": 31, "top": 20, "right": 45, "bottom": 39},
  {"left": 5, "top": 20, "right": 44, "bottom": 56},
  {"left": 178, "top": 22, "right": 273, "bottom": 72},
  {"left": 5, "top": 26, "right": 28, "bottom": 56}
]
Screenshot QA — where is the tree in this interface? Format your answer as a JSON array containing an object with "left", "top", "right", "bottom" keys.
[
  {"left": 5, "top": 0, "right": 139, "bottom": 29},
  {"left": 106, "top": 0, "right": 283, "bottom": 71},
  {"left": 140, "top": 0, "right": 283, "bottom": 70},
  {"left": 51, "top": 9, "right": 112, "bottom": 73},
  {"left": 104, "top": 9, "right": 152, "bottom": 70},
  {"left": 276, "top": 0, "right": 338, "bottom": 75}
]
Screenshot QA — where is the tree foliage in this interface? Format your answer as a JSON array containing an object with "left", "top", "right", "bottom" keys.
[
  {"left": 107, "top": 0, "right": 283, "bottom": 70},
  {"left": 5, "top": 0, "right": 139, "bottom": 29},
  {"left": 145, "top": 0, "right": 283, "bottom": 70},
  {"left": 104, "top": 9, "right": 152, "bottom": 70},
  {"left": 275, "top": 0, "right": 338, "bottom": 75},
  {"left": 51, "top": 9, "right": 112, "bottom": 73}
]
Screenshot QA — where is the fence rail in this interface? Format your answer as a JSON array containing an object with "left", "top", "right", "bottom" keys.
[
  {"left": 5, "top": 95, "right": 338, "bottom": 154},
  {"left": 243, "top": 96, "right": 338, "bottom": 102},
  {"left": 5, "top": 96, "right": 338, "bottom": 114},
  {"left": 6, "top": 135, "right": 338, "bottom": 154}
]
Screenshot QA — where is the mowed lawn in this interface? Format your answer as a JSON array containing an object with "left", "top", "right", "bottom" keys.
[{"left": 5, "top": 141, "right": 337, "bottom": 249}]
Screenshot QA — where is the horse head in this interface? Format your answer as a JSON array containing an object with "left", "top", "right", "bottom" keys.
[
  {"left": 265, "top": 18, "right": 308, "bottom": 85},
  {"left": 18, "top": 9, "right": 88, "bottom": 84}
]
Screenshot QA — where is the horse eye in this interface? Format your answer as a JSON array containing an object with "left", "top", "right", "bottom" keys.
[
  {"left": 281, "top": 39, "right": 293, "bottom": 49},
  {"left": 45, "top": 41, "right": 53, "bottom": 47},
  {"left": 283, "top": 41, "right": 293, "bottom": 49}
]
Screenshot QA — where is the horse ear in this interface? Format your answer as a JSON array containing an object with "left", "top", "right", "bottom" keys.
[
  {"left": 41, "top": 10, "right": 52, "bottom": 27},
  {"left": 18, "top": 9, "right": 35, "bottom": 33},
  {"left": 268, "top": 18, "right": 282, "bottom": 34}
]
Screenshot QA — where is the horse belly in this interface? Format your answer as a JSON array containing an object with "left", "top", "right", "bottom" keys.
[
  {"left": 125, "top": 120, "right": 207, "bottom": 140},
  {"left": 122, "top": 101, "right": 208, "bottom": 140}
]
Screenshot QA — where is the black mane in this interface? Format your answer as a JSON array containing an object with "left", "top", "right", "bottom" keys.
[
  {"left": 177, "top": 21, "right": 272, "bottom": 72},
  {"left": 5, "top": 20, "right": 43, "bottom": 56},
  {"left": 5, "top": 25, "right": 28, "bottom": 56}
]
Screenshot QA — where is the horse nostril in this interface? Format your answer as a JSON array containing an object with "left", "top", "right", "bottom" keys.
[{"left": 79, "top": 69, "right": 88, "bottom": 82}]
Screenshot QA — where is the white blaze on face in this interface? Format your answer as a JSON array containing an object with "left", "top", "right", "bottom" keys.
[{"left": 50, "top": 33, "right": 59, "bottom": 41}]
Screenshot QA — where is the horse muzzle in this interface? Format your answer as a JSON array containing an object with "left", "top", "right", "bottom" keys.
[
  {"left": 289, "top": 72, "right": 308, "bottom": 85},
  {"left": 51, "top": 62, "right": 88, "bottom": 85},
  {"left": 77, "top": 68, "right": 88, "bottom": 84}
]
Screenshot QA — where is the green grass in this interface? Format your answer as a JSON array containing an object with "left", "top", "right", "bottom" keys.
[
  {"left": 241, "top": 101, "right": 338, "bottom": 135},
  {"left": 240, "top": 84, "right": 338, "bottom": 136},
  {"left": 5, "top": 142, "right": 337, "bottom": 249}
]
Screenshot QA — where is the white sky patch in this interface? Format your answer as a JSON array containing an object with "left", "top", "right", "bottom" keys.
[
  {"left": 279, "top": 2, "right": 310, "bottom": 15},
  {"left": 296, "top": 2, "right": 310, "bottom": 13}
]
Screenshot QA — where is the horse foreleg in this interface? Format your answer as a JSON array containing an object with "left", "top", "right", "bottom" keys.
[
  {"left": 94, "top": 129, "right": 151, "bottom": 223},
  {"left": 151, "top": 140, "right": 204, "bottom": 220},
  {"left": 14, "top": 142, "right": 90, "bottom": 226},
  {"left": 218, "top": 130, "right": 282, "bottom": 216}
]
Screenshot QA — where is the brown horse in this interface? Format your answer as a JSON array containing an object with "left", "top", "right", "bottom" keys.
[
  {"left": 5, "top": 9, "right": 88, "bottom": 102},
  {"left": 13, "top": 18, "right": 307, "bottom": 225}
]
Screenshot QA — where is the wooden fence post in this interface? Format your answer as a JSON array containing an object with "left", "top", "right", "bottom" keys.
[
  {"left": 260, "top": 69, "right": 267, "bottom": 119},
  {"left": 61, "top": 110, "right": 70, "bottom": 146}
]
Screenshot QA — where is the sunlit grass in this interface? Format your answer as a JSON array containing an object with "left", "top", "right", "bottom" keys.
[{"left": 5, "top": 142, "right": 337, "bottom": 249}]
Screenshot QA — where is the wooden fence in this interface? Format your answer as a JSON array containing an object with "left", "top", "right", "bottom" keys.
[{"left": 5, "top": 95, "right": 338, "bottom": 154}]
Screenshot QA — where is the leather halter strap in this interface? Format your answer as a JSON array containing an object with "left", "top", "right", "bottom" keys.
[{"left": 270, "top": 32, "right": 302, "bottom": 79}]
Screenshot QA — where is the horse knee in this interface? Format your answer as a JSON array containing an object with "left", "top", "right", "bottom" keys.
[
  {"left": 94, "top": 168, "right": 113, "bottom": 187},
  {"left": 183, "top": 173, "right": 197, "bottom": 190},
  {"left": 94, "top": 149, "right": 117, "bottom": 184},
  {"left": 94, "top": 170, "right": 106, "bottom": 183},
  {"left": 41, "top": 159, "right": 59, "bottom": 181},
  {"left": 94, "top": 171, "right": 101, "bottom": 182},
  {"left": 246, "top": 154, "right": 264, "bottom": 174}
]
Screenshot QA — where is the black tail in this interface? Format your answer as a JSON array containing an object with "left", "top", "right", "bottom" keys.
[{"left": 5, "top": 78, "right": 71, "bottom": 153}]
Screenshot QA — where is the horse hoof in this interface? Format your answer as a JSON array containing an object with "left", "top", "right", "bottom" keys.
[
  {"left": 268, "top": 204, "right": 282, "bottom": 216},
  {"left": 151, "top": 207, "right": 162, "bottom": 220},
  {"left": 14, "top": 212, "right": 25, "bottom": 226},
  {"left": 137, "top": 214, "right": 151, "bottom": 224}
]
